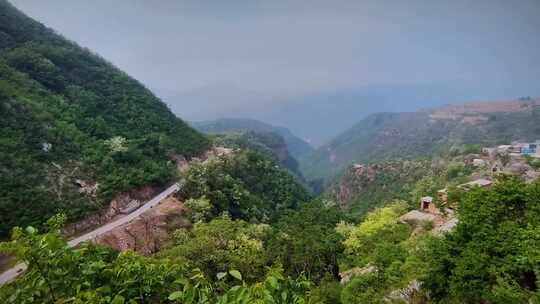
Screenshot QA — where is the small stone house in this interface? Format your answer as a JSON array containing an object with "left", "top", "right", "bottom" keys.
[{"left": 420, "top": 196, "right": 440, "bottom": 214}]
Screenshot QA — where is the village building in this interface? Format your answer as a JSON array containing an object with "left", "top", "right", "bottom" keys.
[
  {"left": 509, "top": 152, "right": 523, "bottom": 159},
  {"left": 484, "top": 141, "right": 540, "bottom": 160},
  {"left": 509, "top": 141, "right": 539, "bottom": 155},
  {"left": 419, "top": 196, "right": 440, "bottom": 214},
  {"left": 497, "top": 145, "right": 512, "bottom": 153}
]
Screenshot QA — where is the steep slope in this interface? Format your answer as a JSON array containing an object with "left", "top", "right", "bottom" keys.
[
  {"left": 191, "top": 118, "right": 314, "bottom": 159},
  {"left": 210, "top": 131, "right": 304, "bottom": 181},
  {"left": 301, "top": 99, "right": 540, "bottom": 182},
  {"left": 0, "top": 0, "right": 210, "bottom": 237},
  {"left": 326, "top": 160, "right": 435, "bottom": 216}
]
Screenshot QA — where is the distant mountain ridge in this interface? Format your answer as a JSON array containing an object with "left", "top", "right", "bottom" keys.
[
  {"left": 191, "top": 118, "right": 314, "bottom": 159},
  {"left": 167, "top": 84, "right": 470, "bottom": 146},
  {"left": 301, "top": 98, "right": 540, "bottom": 182}
]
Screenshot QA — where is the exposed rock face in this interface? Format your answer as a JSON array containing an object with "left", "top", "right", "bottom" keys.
[
  {"left": 171, "top": 154, "right": 190, "bottom": 172},
  {"left": 386, "top": 280, "right": 422, "bottom": 302},
  {"left": 339, "top": 265, "right": 376, "bottom": 284},
  {"left": 334, "top": 163, "right": 379, "bottom": 206},
  {"left": 95, "top": 197, "right": 189, "bottom": 255},
  {"left": 74, "top": 179, "right": 99, "bottom": 196},
  {"left": 399, "top": 210, "right": 438, "bottom": 225},
  {"left": 508, "top": 162, "right": 531, "bottom": 175},
  {"left": 432, "top": 217, "right": 459, "bottom": 235},
  {"left": 62, "top": 147, "right": 230, "bottom": 251},
  {"left": 203, "top": 146, "right": 234, "bottom": 163},
  {"left": 330, "top": 161, "right": 430, "bottom": 210},
  {"left": 429, "top": 99, "right": 540, "bottom": 121},
  {"left": 62, "top": 185, "right": 162, "bottom": 237},
  {"left": 526, "top": 170, "right": 540, "bottom": 183}
]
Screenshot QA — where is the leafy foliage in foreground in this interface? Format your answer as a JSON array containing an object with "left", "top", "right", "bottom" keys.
[
  {"left": 0, "top": 0, "right": 209, "bottom": 237},
  {"left": 0, "top": 215, "right": 310, "bottom": 304},
  {"left": 337, "top": 202, "right": 430, "bottom": 303},
  {"left": 161, "top": 201, "right": 345, "bottom": 286},
  {"left": 159, "top": 215, "right": 271, "bottom": 282},
  {"left": 3, "top": 176, "right": 540, "bottom": 303}
]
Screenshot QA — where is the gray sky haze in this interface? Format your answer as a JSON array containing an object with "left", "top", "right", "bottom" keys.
[{"left": 12, "top": 0, "right": 540, "bottom": 144}]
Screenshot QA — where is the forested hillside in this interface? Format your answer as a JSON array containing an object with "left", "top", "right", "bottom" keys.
[
  {"left": 0, "top": 0, "right": 210, "bottom": 237},
  {"left": 301, "top": 99, "right": 540, "bottom": 183},
  {"left": 192, "top": 118, "right": 314, "bottom": 159},
  {"left": 209, "top": 131, "right": 306, "bottom": 182}
]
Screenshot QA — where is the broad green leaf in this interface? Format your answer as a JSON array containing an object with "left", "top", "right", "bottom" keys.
[
  {"left": 111, "top": 295, "right": 125, "bottom": 304},
  {"left": 266, "top": 276, "right": 278, "bottom": 290},
  {"left": 217, "top": 272, "right": 227, "bottom": 280},
  {"left": 25, "top": 226, "right": 37, "bottom": 234},
  {"left": 229, "top": 270, "right": 242, "bottom": 281},
  {"left": 168, "top": 291, "right": 183, "bottom": 301}
]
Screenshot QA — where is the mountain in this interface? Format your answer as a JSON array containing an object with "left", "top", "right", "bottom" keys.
[
  {"left": 210, "top": 131, "right": 305, "bottom": 180},
  {"left": 0, "top": 0, "right": 210, "bottom": 237},
  {"left": 255, "top": 84, "right": 471, "bottom": 145},
  {"left": 191, "top": 118, "right": 314, "bottom": 159},
  {"left": 301, "top": 98, "right": 540, "bottom": 182},
  {"left": 324, "top": 160, "right": 436, "bottom": 216},
  {"left": 165, "top": 84, "right": 473, "bottom": 146}
]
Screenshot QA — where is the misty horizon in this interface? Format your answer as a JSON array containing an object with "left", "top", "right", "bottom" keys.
[{"left": 12, "top": 0, "right": 540, "bottom": 144}]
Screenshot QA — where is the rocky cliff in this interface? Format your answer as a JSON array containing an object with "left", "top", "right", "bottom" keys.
[{"left": 96, "top": 197, "right": 189, "bottom": 255}]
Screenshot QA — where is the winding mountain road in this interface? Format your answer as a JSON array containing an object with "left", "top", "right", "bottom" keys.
[{"left": 0, "top": 182, "right": 182, "bottom": 286}]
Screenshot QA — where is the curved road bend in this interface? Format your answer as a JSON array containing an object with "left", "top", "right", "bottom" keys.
[{"left": 0, "top": 182, "right": 181, "bottom": 285}]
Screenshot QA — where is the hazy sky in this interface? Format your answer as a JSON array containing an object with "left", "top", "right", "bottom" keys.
[{"left": 11, "top": 0, "right": 540, "bottom": 141}]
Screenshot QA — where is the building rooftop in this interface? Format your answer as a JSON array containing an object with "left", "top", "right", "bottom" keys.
[
  {"left": 421, "top": 196, "right": 433, "bottom": 202},
  {"left": 459, "top": 179, "right": 492, "bottom": 188}
]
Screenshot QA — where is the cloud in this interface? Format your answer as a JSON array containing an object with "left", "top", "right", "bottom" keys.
[{"left": 11, "top": 0, "right": 540, "bottom": 140}]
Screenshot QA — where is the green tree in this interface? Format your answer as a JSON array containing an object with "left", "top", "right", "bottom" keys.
[
  {"left": 0, "top": 215, "right": 312, "bottom": 303},
  {"left": 180, "top": 150, "right": 310, "bottom": 222},
  {"left": 160, "top": 215, "right": 271, "bottom": 282},
  {"left": 267, "top": 201, "right": 345, "bottom": 282},
  {"left": 423, "top": 177, "right": 540, "bottom": 303}
]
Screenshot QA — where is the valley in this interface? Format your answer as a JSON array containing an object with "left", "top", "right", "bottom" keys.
[{"left": 1, "top": 0, "right": 540, "bottom": 303}]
